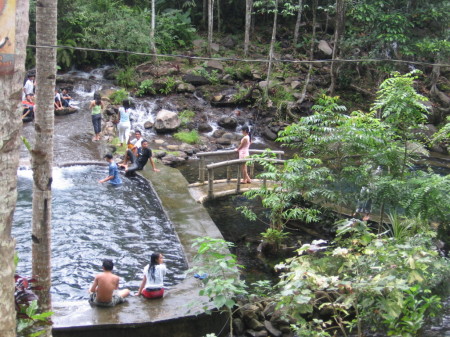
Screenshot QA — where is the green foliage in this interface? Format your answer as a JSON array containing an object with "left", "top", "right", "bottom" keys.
[
  {"left": 17, "top": 300, "right": 53, "bottom": 336},
  {"left": 109, "top": 89, "right": 129, "bottom": 105},
  {"left": 155, "top": 9, "right": 196, "bottom": 53},
  {"left": 174, "top": 130, "right": 200, "bottom": 144},
  {"left": 271, "top": 85, "right": 295, "bottom": 106},
  {"left": 159, "top": 76, "right": 176, "bottom": 95},
  {"left": 136, "top": 79, "right": 156, "bottom": 97},
  {"left": 116, "top": 68, "right": 138, "bottom": 89},
  {"left": 178, "top": 110, "right": 195, "bottom": 126},
  {"left": 276, "top": 221, "right": 449, "bottom": 336},
  {"left": 192, "top": 68, "right": 220, "bottom": 85},
  {"left": 261, "top": 228, "right": 289, "bottom": 251},
  {"left": 432, "top": 116, "right": 450, "bottom": 146}
]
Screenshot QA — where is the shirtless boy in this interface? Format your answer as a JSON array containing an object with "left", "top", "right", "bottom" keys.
[{"left": 89, "top": 259, "right": 130, "bottom": 307}]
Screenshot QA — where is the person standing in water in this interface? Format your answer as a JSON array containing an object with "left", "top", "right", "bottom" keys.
[
  {"left": 89, "top": 95, "right": 104, "bottom": 141},
  {"left": 99, "top": 154, "right": 122, "bottom": 185},
  {"left": 136, "top": 253, "right": 167, "bottom": 299},
  {"left": 117, "top": 99, "right": 132, "bottom": 147},
  {"left": 235, "top": 125, "right": 252, "bottom": 184}
]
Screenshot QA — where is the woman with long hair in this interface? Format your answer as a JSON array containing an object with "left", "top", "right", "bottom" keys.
[
  {"left": 89, "top": 94, "right": 104, "bottom": 141},
  {"left": 137, "top": 253, "right": 167, "bottom": 299},
  {"left": 235, "top": 125, "right": 252, "bottom": 184}
]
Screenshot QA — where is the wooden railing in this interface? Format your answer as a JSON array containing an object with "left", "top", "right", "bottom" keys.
[{"left": 196, "top": 149, "right": 284, "bottom": 183}]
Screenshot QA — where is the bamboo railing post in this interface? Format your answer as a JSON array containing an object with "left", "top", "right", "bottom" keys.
[
  {"left": 249, "top": 160, "right": 254, "bottom": 178},
  {"left": 199, "top": 156, "right": 206, "bottom": 183},
  {"left": 208, "top": 167, "right": 214, "bottom": 199},
  {"left": 263, "top": 176, "right": 267, "bottom": 188},
  {"left": 236, "top": 162, "right": 241, "bottom": 193},
  {"left": 227, "top": 165, "right": 231, "bottom": 181}
]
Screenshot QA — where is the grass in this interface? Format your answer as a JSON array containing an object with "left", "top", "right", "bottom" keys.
[
  {"left": 110, "top": 137, "right": 128, "bottom": 155},
  {"left": 173, "top": 130, "right": 200, "bottom": 144}
]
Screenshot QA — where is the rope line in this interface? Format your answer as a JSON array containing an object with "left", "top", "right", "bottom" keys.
[{"left": 27, "top": 44, "right": 450, "bottom": 67}]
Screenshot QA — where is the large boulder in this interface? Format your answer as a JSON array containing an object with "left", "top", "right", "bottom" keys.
[
  {"left": 198, "top": 122, "right": 213, "bottom": 133},
  {"left": 318, "top": 40, "right": 333, "bottom": 55},
  {"left": 176, "top": 83, "right": 196, "bottom": 93},
  {"left": 154, "top": 109, "right": 181, "bottom": 133},
  {"left": 218, "top": 116, "right": 238, "bottom": 129},
  {"left": 182, "top": 74, "right": 210, "bottom": 86},
  {"left": 206, "top": 60, "right": 224, "bottom": 73}
]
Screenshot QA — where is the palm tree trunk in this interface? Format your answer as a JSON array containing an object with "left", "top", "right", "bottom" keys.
[
  {"left": 32, "top": 0, "right": 57, "bottom": 323},
  {"left": 207, "top": 0, "right": 215, "bottom": 57},
  {"left": 293, "top": 0, "right": 303, "bottom": 47},
  {"left": 265, "top": 0, "right": 279, "bottom": 100},
  {"left": 244, "top": 0, "right": 253, "bottom": 57},
  {"left": 0, "top": 1, "right": 29, "bottom": 336}
]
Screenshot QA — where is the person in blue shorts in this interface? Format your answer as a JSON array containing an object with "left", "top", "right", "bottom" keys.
[{"left": 99, "top": 154, "right": 122, "bottom": 185}]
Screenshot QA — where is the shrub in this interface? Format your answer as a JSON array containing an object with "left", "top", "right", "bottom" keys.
[
  {"left": 109, "top": 89, "right": 129, "bottom": 105},
  {"left": 193, "top": 68, "right": 220, "bottom": 85},
  {"left": 159, "top": 76, "right": 176, "bottom": 95},
  {"left": 155, "top": 9, "right": 196, "bottom": 53},
  {"left": 116, "top": 68, "right": 137, "bottom": 89},
  {"left": 178, "top": 110, "right": 196, "bottom": 126},
  {"left": 174, "top": 130, "right": 200, "bottom": 144},
  {"left": 136, "top": 79, "right": 156, "bottom": 97}
]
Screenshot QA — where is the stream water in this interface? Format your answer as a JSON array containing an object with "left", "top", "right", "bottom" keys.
[{"left": 13, "top": 165, "right": 187, "bottom": 302}]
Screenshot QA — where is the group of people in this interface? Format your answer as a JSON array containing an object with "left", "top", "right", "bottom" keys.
[
  {"left": 89, "top": 253, "right": 167, "bottom": 307},
  {"left": 54, "top": 88, "right": 72, "bottom": 110},
  {"left": 22, "top": 73, "right": 35, "bottom": 121}
]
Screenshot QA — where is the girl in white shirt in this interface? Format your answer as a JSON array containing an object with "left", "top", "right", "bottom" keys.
[{"left": 137, "top": 253, "right": 167, "bottom": 299}]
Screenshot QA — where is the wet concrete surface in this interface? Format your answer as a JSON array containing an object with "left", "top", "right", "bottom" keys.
[{"left": 52, "top": 163, "right": 227, "bottom": 336}]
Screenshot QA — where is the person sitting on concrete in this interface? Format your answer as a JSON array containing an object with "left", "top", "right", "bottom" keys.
[
  {"left": 136, "top": 253, "right": 167, "bottom": 299},
  {"left": 99, "top": 154, "right": 122, "bottom": 185},
  {"left": 61, "top": 88, "right": 72, "bottom": 108},
  {"left": 123, "top": 140, "right": 160, "bottom": 176},
  {"left": 89, "top": 259, "right": 130, "bottom": 307}
]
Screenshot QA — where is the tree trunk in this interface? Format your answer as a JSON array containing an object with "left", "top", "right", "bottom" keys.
[
  {"left": 265, "top": 0, "right": 279, "bottom": 100},
  {"left": 297, "top": 0, "right": 317, "bottom": 104},
  {"left": 0, "top": 1, "right": 29, "bottom": 336},
  {"left": 150, "top": 0, "right": 157, "bottom": 62},
  {"left": 217, "top": 0, "right": 220, "bottom": 33},
  {"left": 244, "top": 0, "right": 253, "bottom": 57},
  {"left": 32, "top": 0, "right": 57, "bottom": 323},
  {"left": 207, "top": 0, "right": 215, "bottom": 57},
  {"left": 328, "top": 0, "right": 346, "bottom": 95},
  {"left": 203, "top": 0, "right": 208, "bottom": 30},
  {"left": 293, "top": 0, "right": 303, "bottom": 47}
]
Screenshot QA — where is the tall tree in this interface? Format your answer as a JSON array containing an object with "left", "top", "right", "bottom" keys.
[
  {"left": 244, "top": 0, "right": 254, "bottom": 57},
  {"left": 150, "top": 0, "right": 157, "bottom": 62},
  {"left": 292, "top": 0, "right": 303, "bottom": 47},
  {"left": 32, "top": 0, "right": 58, "bottom": 320},
  {"left": 207, "top": 0, "right": 215, "bottom": 56},
  {"left": 328, "top": 0, "right": 346, "bottom": 95},
  {"left": 0, "top": 1, "right": 30, "bottom": 336}
]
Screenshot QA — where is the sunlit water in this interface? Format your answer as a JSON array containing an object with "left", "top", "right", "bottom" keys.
[{"left": 13, "top": 165, "right": 187, "bottom": 302}]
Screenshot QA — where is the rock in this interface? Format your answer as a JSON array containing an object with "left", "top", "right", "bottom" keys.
[
  {"left": 258, "top": 80, "right": 280, "bottom": 90},
  {"left": 154, "top": 109, "right": 181, "bottom": 133},
  {"left": 245, "top": 330, "right": 269, "bottom": 337},
  {"left": 318, "top": 40, "right": 333, "bottom": 55},
  {"left": 233, "top": 317, "right": 245, "bottom": 335},
  {"left": 245, "top": 318, "right": 265, "bottom": 331},
  {"left": 218, "top": 116, "right": 237, "bottom": 129},
  {"left": 291, "top": 81, "right": 301, "bottom": 90},
  {"left": 198, "top": 123, "right": 213, "bottom": 133},
  {"left": 103, "top": 67, "right": 117, "bottom": 80},
  {"left": 144, "top": 121, "right": 153, "bottom": 129},
  {"left": 216, "top": 137, "right": 232, "bottom": 145},
  {"left": 206, "top": 60, "right": 224, "bottom": 72},
  {"left": 167, "top": 145, "right": 180, "bottom": 151},
  {"left": 278, "top": 325, "right": 292, "bottom": 333},
  {"left": 212, "top": 94, "right": 224, "bottom": 102},
  {"left": 182, "top": 74, "right": 210, "bottom": 86},
  {"left": 221, "top": 36, "right": 236, "bottom": 48},
  {"left": 155, "top": 151, "right": 166, "bottom": 159},
  {"left": 161, "top": 155, "right": 187, "bottom": 167},
  {"left": 212, "top": 129, "right": 226, "bottom": 138},
  {"left": 264, "top": 321, "right": 282, "bottom": 337},
  {"left": 154, "top": 139, "right": 165, "bottom": 145},
  {"left": 283, "top": 54, "right": 294, "bottom": 60},
  {"left": 193, "top": 39, "right": 206, "bottom": 48},
  {"left": 222, "top": 132, "right": 235, "bottom": 140},
  {"left": 176, "top": 83, "right": 196, "bottom": 93},
  {"left": 262, "top": 126, "right": 278, "bottom": 141},
  {"left": 211, "top": 43, "right": 220, "bottom": 52},
  {"left": 252, "top": 72, "right": 263, "bottom": 80},
  {"left": 105, "top": 107, "right": 116, "bottom": 116},
  {"left": 263, "top": 302, "right": 277, "bottom": 319},
  {"left": 180, "top": 143, "right": 195, "bottom": 155},
  {"left": 54, "top": 107, "right": 78, "bottom": 116}
]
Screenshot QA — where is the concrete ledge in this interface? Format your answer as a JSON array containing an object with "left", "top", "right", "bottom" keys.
[{"left": 52, "top": 162, "right": 225, "bottom": 336}]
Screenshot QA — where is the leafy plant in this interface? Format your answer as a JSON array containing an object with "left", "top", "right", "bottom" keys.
[
  {"left": 174, "top": 130, "right": 200, "bottom": 144},
  {"left": 155, "top": 9, "right": 196, "bottom": 53},
  {"left": 178, "top": 110, "right": 196, "bottom": 126},
  {"left": 116, "top": 68, "right": 138, "bottom": 89},
  {"left": 260, "top": 228, "right": 289, "bottom": 252},
  {"left": 136, "top": 79, "right": 156, "bottom": 97},
  {"left": 193, "top": 68, "right": 220, "bottom": 85},
  {"left": 190, "top": 237, "right": 247, "bottom": 337},
  {"left": 159, "top": 76, "right": 176, "bottom": 95},
  {"left": 109, "top": 89, "right": 129, "bottom": 105}
]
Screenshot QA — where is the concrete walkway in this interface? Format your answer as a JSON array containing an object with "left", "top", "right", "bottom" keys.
[{"left": 52, "top": 163, "right": 227, "bottom": 337}]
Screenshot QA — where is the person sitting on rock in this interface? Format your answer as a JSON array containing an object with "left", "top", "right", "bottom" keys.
[
  {"left": 123, "top": 139, "right": 160, "bottom": 176},
  {"left": 54, "top": 89, "right": 63, "bottom": 110},
  {"left": 88, "top": 259, "right": 130, "bottom": 307},
  {"left": 61, "top": 88, "right": 72, "bottom": 108}
]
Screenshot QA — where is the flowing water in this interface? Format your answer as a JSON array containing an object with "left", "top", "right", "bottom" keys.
[{"left": 13, "top": 165, "right": 187, "bottom": 302}]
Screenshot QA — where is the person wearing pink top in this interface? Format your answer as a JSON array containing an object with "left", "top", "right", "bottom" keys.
[{"left": 235, "top": 125, "right": 252, "bottom": 184}]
